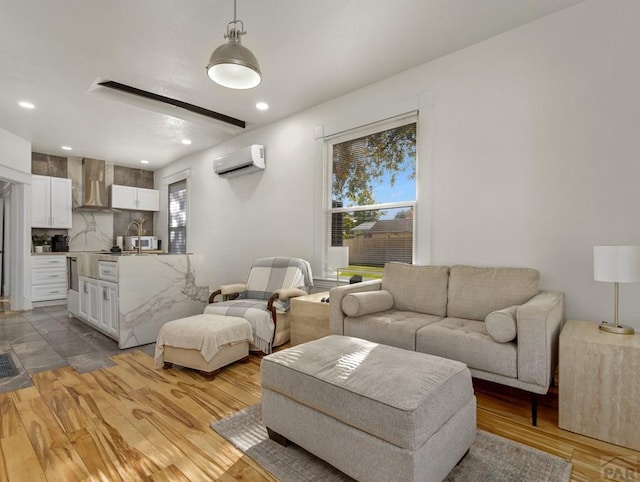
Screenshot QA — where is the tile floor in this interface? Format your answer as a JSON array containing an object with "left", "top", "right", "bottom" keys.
[{"left": 0, "top": 305, "right": 155, "bottom": 394}]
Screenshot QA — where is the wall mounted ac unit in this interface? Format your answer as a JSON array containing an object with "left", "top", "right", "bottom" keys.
[{"left": 213, "top": 145, "right": 265, "bottom": 178}]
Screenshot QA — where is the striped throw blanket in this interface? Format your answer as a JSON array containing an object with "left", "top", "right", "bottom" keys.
[{"left": 204, "top": 257, "right": 313, "bottom": 353}]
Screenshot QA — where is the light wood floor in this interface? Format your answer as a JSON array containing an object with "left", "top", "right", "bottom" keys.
[{"left": 0, "top": 348, "right": 638, "bottom": 481}]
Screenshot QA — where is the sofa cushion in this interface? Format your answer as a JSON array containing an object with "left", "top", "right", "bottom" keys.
[
  {"left": 342, "top": 290, "right": 394, "bottom": 317},
  {"left": 446, "top": 266, "right": 539, "bottom": 320},
  {"left": 485, "top": 306, "right": 518, "bottom": 343},
  {"left": 416, "top": 318, "right": 517, "bottom": 378},
  {"left": 382, "top": 262, "right": 449, "bottom": 316},
  {"left": 345, "top": 310, "right": 443, "bottom": 351}
]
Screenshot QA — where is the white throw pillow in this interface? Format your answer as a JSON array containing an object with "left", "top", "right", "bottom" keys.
[
  {"left": 342, "top": 290, "right": 394, "bottom": 317},
  {"left": 485, "top": 306, "right": 518, "bottom": 343}
]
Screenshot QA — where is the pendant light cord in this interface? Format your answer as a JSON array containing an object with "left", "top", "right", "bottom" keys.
[
  {"left": 206, "top": 0, "right": 262, "bottom": 88},
  {"left": 225, "top": 0, "right": 245, "bottom": 38}
]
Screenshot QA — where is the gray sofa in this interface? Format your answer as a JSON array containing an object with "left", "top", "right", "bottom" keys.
[{"left": 329, "top": 262, "right": 564, "bottom": 425}]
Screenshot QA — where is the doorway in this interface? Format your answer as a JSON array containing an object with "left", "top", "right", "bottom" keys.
[
  {"left": 0, "top": 170, "right": 30, "bottom": 312},
  {"left": 0, "top": 183, "right": 11, "bottom": 311},
  {"left": 0, "top": 196, "right": 6, "bottom": 311}
]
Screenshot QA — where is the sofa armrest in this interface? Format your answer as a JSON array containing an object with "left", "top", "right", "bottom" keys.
[
  {"left": 221, "top": 283, "right": 247, "bottom": 295},
  {"left": 329, "top": 280, "right": 383, "bottom": 335},
  {"left": 209, "top": 282, "right": 247, "bottom": 303},
  {"left": 274, "top": 288, "right": 308, "bottom": 300},
  {"left": 516, "top": 290, "right": 564, "bottom": 391}
]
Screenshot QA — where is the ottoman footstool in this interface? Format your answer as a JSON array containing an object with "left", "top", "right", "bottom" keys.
[
  {"left": 261, "top": 335, "right": 476, "bottom": 482},
  {"left": 155, "top": 314, "right": 253, "bottom": 380}
]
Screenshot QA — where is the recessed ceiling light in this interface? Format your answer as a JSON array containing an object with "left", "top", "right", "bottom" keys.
[
  {"left": 18, "top": 101, "right": 35, "bottom": 109},
  {"left": 256, "top": 102, "right": 269, "bottom": 111},
  {"left": 181, "top": 139, "right": 192, "bottom": 145},
  {"left": 140, "top": 160, "right": 150, "bottom": 164},
  {"left": 61, "top": 146, "right": 72, "bottom": 151}
]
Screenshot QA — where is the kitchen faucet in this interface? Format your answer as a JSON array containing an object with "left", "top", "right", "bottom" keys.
[{"left": 126, "top": 217, "right": 145, "bottom": 255}]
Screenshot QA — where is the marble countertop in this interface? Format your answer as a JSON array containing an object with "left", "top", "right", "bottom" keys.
[
  {"left": 33, "top": 251, "right": 192, "bottom": 263},
  {"left": 66, "top": 251, "right": 189, "bottom": 256},
  {"left": 94, "top": 253, "right": 192, "bottom": 260},
  {"left": 76, "top": 251, "right": 196, "bottom": 278},
  {"left": 31, "top": 252, "right": 70, "bottom": 256}
]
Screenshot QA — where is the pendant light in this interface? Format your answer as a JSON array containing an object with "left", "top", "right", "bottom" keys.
[{"left": 206, "top": 0, "right": 262, "bottom": 89}]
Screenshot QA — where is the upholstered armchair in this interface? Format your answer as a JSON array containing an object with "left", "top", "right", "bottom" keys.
[{"left": 204, "top": 257, "right": 313, "bottom": 353}]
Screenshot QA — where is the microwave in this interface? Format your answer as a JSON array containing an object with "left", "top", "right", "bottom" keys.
[{"left": 125, "top": 236, "right": 158, "bottom": 251}]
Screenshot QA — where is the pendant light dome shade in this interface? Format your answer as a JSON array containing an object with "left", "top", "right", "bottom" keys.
[
  {"left": 206, "top": 32, "right": 261, "bottom": 89},
  {"left": 206, "top": 1, "right": 262, "bottom": 90}
]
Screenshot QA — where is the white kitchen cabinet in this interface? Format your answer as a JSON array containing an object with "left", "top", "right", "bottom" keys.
[
  {"left": 98, "top": 261, "right": 117, "bottom": 282},
  {"left": 32, "top": 268, "right": 67, "bottom": 285},
  {"left": 31, "top": 175, "right": 72, "bottom": 228},
  {"left": 79, "top": 276, "right": 101, "bottom": 328},
  {"left": 79, "top": 276, "right": 90, "bottom": 320},
  {"left": 78, "top": 272, "right": 119, "bottom": 339},
  {"left": 88, "top": 279, "right": 101, "bottom": 327},
  {"left": 136, "top": 187, "right": 160, "bottom": 211},
  {"left": 110, "top": 184, "right": 159, "bottom": 211},
  {"left": 100, "top": 281, "right": 119, "bottom": 337},
  {"left": 31, "top": 255, "right": 67, "bottom": 303},
  {"left": 110, "top": 185, "right": 137, "bottom": 209},
  {"left": 31, "top": 176, "right": 50, "bottom": 227}
]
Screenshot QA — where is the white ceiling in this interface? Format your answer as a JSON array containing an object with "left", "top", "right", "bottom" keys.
[{"left": 0, "top": 0, "right": 583, "bottom": 169}]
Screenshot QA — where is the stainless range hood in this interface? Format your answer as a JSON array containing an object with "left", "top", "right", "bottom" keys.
[{"left": 74, "top": 158, "right": 120, "bottom": 213}]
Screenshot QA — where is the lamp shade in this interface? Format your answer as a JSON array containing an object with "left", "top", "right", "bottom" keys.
[
  {"left": 206, "top": 36, "right": 262, "bottom": 89},
  {"left": 327, "top": 246, "right": 349, "bottom": 269},
  {"left": 594, "top": 245, "right": 640, "bottom": 283}
]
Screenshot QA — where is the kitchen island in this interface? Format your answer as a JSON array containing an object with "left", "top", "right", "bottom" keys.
[{"left": 70, "top": 253, "right": 209, "bottom": 349}]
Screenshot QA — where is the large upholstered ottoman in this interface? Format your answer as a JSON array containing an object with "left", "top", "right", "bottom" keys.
[
  {"left": 155, "top": 314, "right": 253, "bottom": 379},
  {"left": 261, "top": 335, "right": 476, "bottom": 482}
]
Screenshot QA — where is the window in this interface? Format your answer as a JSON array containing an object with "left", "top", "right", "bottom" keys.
[
  {"left": 326, "top": 114, "right": 417, "bottom": 275},
  {"left": 168, "top": 179, "right": 187, "bottom": 253}
]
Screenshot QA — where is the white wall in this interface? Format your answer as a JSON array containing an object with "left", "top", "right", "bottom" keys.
[
  {"left": 156, "top": 0, "right": 640, "bottom": 328},
  {"left": 0, "top": 127, "right": 31, "bottom": 176},
  {"left": 0, "top": 128, "right": 32, "bottom": 311}
]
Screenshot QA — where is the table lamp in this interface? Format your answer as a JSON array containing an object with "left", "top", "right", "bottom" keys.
[
  {"left": 327, "top": 246, "right": 349, "bottom": 286},
  {"left": 594, "top": 245, "right": 640, "bottom": 334}
]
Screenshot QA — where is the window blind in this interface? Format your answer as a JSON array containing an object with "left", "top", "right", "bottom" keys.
[
  {"left": 327, "top": 117, "right": 417, "bottom": 271},
  {"left": 168, "top": 179, "right": 187, "bottom": 254}
]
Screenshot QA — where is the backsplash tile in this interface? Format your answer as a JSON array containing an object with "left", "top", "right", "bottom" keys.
[
  {"left": 32, "top": 153, "right": 67, "bottom": 178},
  {"left": 114, "top": 166, "right": 154, "bottom": 189},
  {"left": 114, "top": 211, "right": 154, "bottom": 239},
  {"left": 67, "top": 157, "right": 82, "bottom": 208},
  {"left": 69, "top": 212, "right": 113, "bottom": 252}
]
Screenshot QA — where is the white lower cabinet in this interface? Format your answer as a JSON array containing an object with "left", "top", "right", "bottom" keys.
[
  {"left": 88, "top": 279, "right": 101, "bottom": 327},
  {"left": 31, "top": 255, "right": 67, "bottom": 303},
  {"left": 100, "top": 281, "right": 118, "bottom": 337},
  {"left": 78, "top": 275, "right": 119, "bottom": 339},
  {"left": 79, "top": 276, "right": 91, "bottom": 320}
]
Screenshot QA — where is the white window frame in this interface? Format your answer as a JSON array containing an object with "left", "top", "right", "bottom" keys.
[
  {"left": 168, "top": 179, "right": 188, "bottom": 254},
  {"left": 162, "top": 168, "right": 191, "bottom": 254},
  {"left": 323, "top": 112, "right": 418, "bottom": 278}
]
